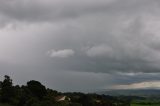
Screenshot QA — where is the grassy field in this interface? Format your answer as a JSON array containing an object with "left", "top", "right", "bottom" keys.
[
  {"left": 131, "top": 104, "right": 160, "bottom": 106},
  {"left": 131, "top": 99, "right": 160, "bottom": 106}
]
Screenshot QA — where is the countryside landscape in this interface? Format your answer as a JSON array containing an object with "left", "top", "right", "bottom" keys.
[
  {"left": 0, "top": 75, "right": 159, "bottom": 106},
  {"left": 0, "top": 0, "right": 160, "bottom": 106}
]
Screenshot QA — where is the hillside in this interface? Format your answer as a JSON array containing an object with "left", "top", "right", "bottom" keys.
[
  {"left": 98, "top": 89, "right": 160, "bottom": 97},
  {"left": 0, "top": 75, "right": 131, "bottom": 106}
]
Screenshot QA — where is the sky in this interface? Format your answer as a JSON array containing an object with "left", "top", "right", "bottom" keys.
[{"left": 1, "top": 0, "right": 160, "bottom": 92}]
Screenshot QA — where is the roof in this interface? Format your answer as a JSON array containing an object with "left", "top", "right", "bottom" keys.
[{"left": 55, "top": 96, "right": 66, "bottom": 101}]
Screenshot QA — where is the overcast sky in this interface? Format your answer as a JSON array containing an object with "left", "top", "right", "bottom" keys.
[{"left": 1, "top": 0, "right": 160, "bottom": 92}]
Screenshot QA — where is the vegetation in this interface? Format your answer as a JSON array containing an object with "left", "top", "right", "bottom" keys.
[
  {"left": 131, "top": 99, "right": 160, "bottom": 106},
  {"left": 0, "top": 75, "right": 154, "bottom": 106}
]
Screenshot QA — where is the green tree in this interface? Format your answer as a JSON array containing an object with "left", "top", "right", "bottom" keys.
[
  {"left": 27, "top": 80, "right": 47, "bottom": 99},
  {"left": 0, "top": 75, "right": 15, "bottom": 103}
]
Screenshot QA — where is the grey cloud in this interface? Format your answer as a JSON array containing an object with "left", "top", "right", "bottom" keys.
[
  {"left": 0, "top": 0, "right": 116, "bottom": 23},
  {"left": 47, "top": 49, "right": 75, "bottom": 58},
  {"left": 0, "top": 0, "right": 160, "bottom": 92},
  {"left": 42, "top": 15, "right": 160, "bottom": 73},
  {"left": 0, "top": 0, "right": 158, "bottom": 24},
  {"left": 86, "top": 45, "right": 113, "bottom": 57}
]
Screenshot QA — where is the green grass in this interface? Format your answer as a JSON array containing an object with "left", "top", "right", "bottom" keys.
[
  {"left": 131, "top": 99, "right": 160, "bottom": 106},
  {"left": 131, "top": 104, "right": 160, "bottom": 106}
]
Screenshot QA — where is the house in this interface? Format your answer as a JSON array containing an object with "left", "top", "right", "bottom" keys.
[{"left": 55, "top": 95, "right": 70, "bottom": 102}]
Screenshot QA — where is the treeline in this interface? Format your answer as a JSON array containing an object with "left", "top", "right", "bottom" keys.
[{"left": 0, "top": 75, "right": 131, "bottom": 106}]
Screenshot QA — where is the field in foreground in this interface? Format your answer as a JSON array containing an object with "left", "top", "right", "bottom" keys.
[
  {"left": 131, "top": 99, "right": 160, "bottom": 106},
  {"left": 131, "top": 104, "right": 160, "bottom": 106}
]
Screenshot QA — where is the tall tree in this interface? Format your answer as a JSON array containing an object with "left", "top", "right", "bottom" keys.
[
  {"left": 0, "top": 75, "right": 15, "bottom": 103},
  {"left": 27, "top": 80, "right": 47, "bottom": 99}
]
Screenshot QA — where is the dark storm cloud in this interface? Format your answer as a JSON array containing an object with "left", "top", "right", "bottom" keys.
[
  {"left": 0, "top": 0, "right": 158, "bottom": 23},
  {"left": 0, "top": 0, "right": 115, "bottom": 23},
  {"left": 0, "top": 0, "right": 160, "bottom": 91}
]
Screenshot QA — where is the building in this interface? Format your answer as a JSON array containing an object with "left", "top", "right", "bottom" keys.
[{"left": 55, "top": 95, "right": 70, "bottom": 102}]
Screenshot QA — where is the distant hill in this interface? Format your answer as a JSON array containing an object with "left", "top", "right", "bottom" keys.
[{"left": 97, "top": 89, "right": 160, "bottom": 97}]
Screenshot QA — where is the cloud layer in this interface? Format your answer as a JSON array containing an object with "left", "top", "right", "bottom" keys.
[
  {"left": 112, "top": 81, "right": 160, "bottom": 89},
  {"left": 0, "top": 0, "right": 160, "bottom": 92}
]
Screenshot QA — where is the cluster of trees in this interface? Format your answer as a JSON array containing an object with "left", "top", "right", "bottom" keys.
[{"left": 0, "top": 75, "right": 131, "bottom": 106}]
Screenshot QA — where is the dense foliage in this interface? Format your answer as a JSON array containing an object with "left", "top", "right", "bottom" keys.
[{"left": 0, "top": 75, "right": 131, "bottom": 106}]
